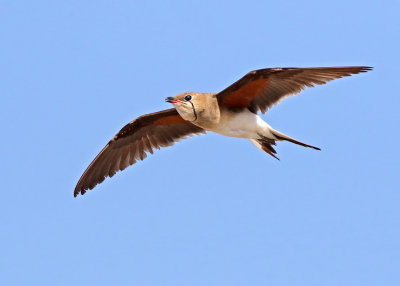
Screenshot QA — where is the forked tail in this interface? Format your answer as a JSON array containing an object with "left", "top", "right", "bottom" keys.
[
  {"left": 270, "top": 129, "right": 320, "bottom": 150},
  {"left": 250, "top": 129, "right": 320, "bottom": 160}
]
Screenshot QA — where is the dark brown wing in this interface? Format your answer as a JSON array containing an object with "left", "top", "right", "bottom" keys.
[
  {"left": 74, "top": 108, "right": 205, "bottom": 196},
  {"left": 216, "top": 66, "right": 372, "bottom": 113}
]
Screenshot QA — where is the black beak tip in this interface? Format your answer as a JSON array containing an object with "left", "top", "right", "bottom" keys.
[{"left": 165, "top": 97, "right": 174, "bottom": 103}]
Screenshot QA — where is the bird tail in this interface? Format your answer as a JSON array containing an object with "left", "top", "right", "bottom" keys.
[
  {"left": 250, "top": 129, "right": 320, "bottom": 160},
  {"left": 270, "top": 129, "right": 321, "bottom": 150}
]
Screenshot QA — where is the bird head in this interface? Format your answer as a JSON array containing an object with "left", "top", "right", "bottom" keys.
[
  {"left": 165, "top": 92, "right": 203, "bottom": 122},
  {"left": 166, "top": 92, "right": 220, "bottom": 126}
]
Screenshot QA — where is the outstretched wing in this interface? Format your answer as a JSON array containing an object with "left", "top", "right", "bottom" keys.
[
  {"left": 74, "top": 108, "right": 205, "bottom": 196},
  {"left": 216, "top": 66, "right": 372, "bottom": 113}
]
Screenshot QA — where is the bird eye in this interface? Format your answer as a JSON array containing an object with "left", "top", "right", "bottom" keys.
[{"left": 184, "top": 94, "right": 192, "bottom": 101}]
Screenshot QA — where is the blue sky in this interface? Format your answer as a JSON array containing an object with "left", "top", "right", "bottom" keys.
[{"left": 1, "top": 1, "right": 399, "bottom": 285}]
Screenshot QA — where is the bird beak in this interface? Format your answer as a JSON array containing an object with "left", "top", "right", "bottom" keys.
[
  {"left": 165, "top": 97, "right": 174, "bottom": 103},
  {"left": 165, "top": 97, "right": 181, "bottom": 104}
]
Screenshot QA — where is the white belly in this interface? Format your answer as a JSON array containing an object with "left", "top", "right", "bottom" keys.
[{"left": 209, "top": 109, "right": 273, "bottom": 139}]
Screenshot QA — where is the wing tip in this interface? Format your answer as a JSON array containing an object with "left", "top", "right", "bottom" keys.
[
  {"left": 73, "top": 190, "right": 81, "bottom": 197},
  {"left": 357, "top": 66, "right": 373, "bottom": 73},
  {"left": 248, "top": 66, "right": 373, "bottom": 78},
  {"left": 74, "top": 185, "right": 87, "bottom": 197}
]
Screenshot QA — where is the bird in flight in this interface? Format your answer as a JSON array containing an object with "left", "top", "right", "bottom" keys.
[{"left": 74, "top": 66, "right": 372, "bottom": 196}]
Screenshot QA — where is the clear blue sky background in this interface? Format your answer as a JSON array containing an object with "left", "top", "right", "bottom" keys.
[{"left": 1, "top": 1, "right": 399, "bottom": 285}]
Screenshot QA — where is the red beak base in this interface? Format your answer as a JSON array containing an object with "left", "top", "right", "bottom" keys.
[{"left": 165, "top": 97, "right": 182, "bottom": 104}]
